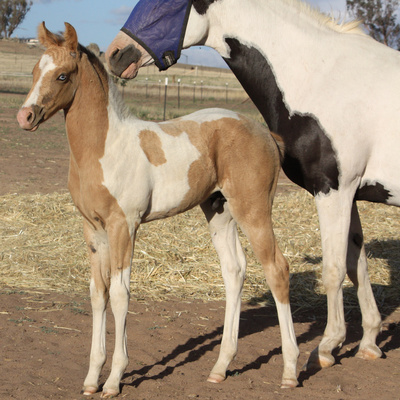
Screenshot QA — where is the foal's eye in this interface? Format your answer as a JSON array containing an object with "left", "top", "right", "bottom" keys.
[{"left": 57, "top": 74, "right": 68, "bottom": 82}]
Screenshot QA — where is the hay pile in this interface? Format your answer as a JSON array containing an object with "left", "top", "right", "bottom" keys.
[{"left": 1, "top": 191, "right": 399, "bottom": 311}]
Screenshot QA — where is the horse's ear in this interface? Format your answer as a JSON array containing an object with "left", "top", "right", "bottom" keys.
[
  {"left": 64, "top": 22, "right": 78, "bottom": 55},
  {"left": 38, "top": 22, "right": 62, "bottom": 48}
]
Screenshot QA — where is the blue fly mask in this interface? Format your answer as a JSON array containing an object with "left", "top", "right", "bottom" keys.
[{"left": 121, "top": 0, "right": 192, "bottom": 71}]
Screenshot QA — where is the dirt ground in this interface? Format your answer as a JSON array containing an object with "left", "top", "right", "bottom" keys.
[{"left": 1, "top": 93, "right": 400, "bottom": 399}]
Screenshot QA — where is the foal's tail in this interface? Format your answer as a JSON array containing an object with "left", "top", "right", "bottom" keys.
[{"left": 270, "top": 132, "right": 285, "bottom": 164}]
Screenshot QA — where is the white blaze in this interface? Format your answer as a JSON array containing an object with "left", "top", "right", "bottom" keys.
[{"left": 23, "top": 54, "right": 57, "bottom": 107}]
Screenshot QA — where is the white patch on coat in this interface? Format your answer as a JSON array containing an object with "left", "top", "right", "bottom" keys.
[
  {"left": 23, "top": 54, "right": 57, "bottom": 106},
  {"left": 100, "top": 100, "right": 203, "bottom": 232},
  {"left": 184, "top": 8, "right": 209, "bottom": 50}
]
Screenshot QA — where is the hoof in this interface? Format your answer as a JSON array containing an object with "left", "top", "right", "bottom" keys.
[
  {"left": 101, "top": 388, "right": 120, "bottom": 398},
  {"left": 82, "top": 386, "right": 98, "bottom": 396},
  {"left": 280, "top": 378, "right": 298, "bottom": 389},
  {"left": 356, "top": 345, "right": 382, "bottom": 361},
  {"left": 305, "top": 350, "right": 335, "bottom": 371},
  {"left": 207, "top": 373, "right": 226, "bottom": 384}
]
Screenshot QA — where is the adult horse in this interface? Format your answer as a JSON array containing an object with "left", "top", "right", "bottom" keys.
[
  {"left": 106, "top": 0, "right": 398, "bottom": 371},
  {"left": 17, "top": 22, "right": 299, "bottom": 397}
]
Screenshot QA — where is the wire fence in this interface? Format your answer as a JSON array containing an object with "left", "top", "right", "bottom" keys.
[{"left": 121, "top": 78, "right": 249, "bottom": 106}]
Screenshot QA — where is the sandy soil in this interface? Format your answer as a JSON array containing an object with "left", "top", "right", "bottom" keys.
[
  {"left": 0, "top": 93, "right": 399, "bottom": 399},
  {"left": 1, "top": 288, "right": 399, "bottom": 400}
]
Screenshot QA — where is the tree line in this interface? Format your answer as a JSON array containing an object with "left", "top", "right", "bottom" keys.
[
  {"left": 0, "top": 0, "right": 31, "bottom": 39},
  {"left": 347, "top": 0, "right": 400, "bottom": 48}
]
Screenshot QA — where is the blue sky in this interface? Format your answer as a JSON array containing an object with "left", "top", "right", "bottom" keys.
[{"left": 13, "top": 0, "right": 347, "bottom": 68}]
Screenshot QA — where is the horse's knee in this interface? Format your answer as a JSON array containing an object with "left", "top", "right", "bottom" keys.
[
  {"left": 322, "top": 261, "right": 346, "bottom": 291},
  {"left": 109, "top": 269, "right": 131, "bottom": 310},
  {"left": 90, "top": 278, "right": 109, "bottom": 308}
]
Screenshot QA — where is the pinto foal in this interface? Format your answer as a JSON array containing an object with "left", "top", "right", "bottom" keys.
[{"left": 17, "top": 23, "right": 299, "bottom": 397}]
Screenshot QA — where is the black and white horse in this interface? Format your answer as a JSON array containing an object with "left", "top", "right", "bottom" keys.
[{"left": 106, "top": 0, "right": 398, "bottom": 372}]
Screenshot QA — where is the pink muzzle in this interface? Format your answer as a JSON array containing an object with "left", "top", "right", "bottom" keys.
[{"left": 17, "top": 105, "right": 44, "bottom": 132}]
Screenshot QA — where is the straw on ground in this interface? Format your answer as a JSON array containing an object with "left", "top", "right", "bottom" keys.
[{"left": 1, "top": 191, "right": 399, "bottom": 313}]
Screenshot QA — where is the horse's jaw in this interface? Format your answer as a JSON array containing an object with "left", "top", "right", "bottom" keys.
[{"left": 120, "top": 63, "right": 139, "bottom": 79}]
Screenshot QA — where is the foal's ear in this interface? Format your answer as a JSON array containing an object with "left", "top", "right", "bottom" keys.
[
  {"left": 38, "top": 22, "right": 62, "bottom": 48},
  {"left": 63, "top": 22, "right": 78, "bottom": 55}
]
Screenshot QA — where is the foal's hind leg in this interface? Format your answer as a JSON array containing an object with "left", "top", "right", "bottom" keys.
[
  {"left": 200, "top": 197, "right": 247, "bottom": 384},
  {"left": 230, "top": 199, "right": 299, "bottom": 388},
  {"left": 346, "top": 203, "right": 382, "bottom": 360}
]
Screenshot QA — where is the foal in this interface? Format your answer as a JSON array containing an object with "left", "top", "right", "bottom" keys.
[{"left": 17, "top": 23, "right": 298, "bottom": 397}]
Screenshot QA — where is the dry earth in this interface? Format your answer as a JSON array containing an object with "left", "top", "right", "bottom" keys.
[{"left": 0, "top": 92, "right": 399, "bottom": 399}]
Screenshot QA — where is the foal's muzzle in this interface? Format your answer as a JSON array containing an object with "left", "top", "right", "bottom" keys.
[{"left": 17, "top": 105, "right": 45, "bottom": 132}]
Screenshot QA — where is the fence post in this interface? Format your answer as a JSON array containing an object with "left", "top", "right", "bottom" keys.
[
  {"left": 163, "top": 77, "right": 168, "bottom": 121},
  {"left": 178, "top": 78, "right": 181, "bottom": 109}
]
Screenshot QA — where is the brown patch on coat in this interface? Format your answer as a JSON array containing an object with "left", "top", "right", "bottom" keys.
[{"left": 139, "top": 130, "right": 167, "bottom": 166}]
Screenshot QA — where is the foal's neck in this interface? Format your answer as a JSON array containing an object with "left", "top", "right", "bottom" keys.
[{"left": 65, "top": 51, "right": 110, "bottom": 165}]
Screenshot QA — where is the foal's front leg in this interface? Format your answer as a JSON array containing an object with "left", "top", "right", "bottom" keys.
[
  {"left": 82, "top": 221, "right": 111, "bottom": 396},
  {"left": 101, "top": 218, "right": 136, "bottom": 398}
]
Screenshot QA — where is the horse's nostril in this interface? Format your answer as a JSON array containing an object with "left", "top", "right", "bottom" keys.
[
  {"left": 111, "top": 48, "right": 120, "bottom": 60},
  {"left": 27, "top": 111, "right": 34, "bottom": 123}
]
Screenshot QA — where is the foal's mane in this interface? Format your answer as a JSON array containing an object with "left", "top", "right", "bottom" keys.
[
  {"left": 77, "top": 42, "right": 132, "bottom": 120},
  {"left": 284, "top": 0, "right": 365, "bottom": 35},
  {"left": 78, "top": 44, "right": 108, "bottom": 78}
]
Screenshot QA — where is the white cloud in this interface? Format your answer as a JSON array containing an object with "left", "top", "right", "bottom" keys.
[{"left": 106, "top": 6, "right": 132, "bottom": 26}]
